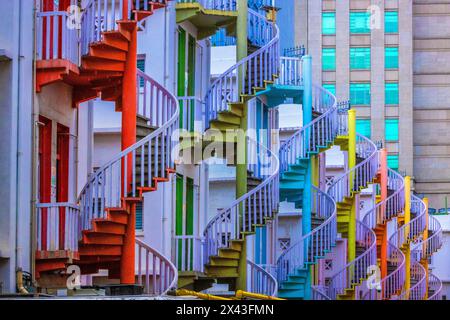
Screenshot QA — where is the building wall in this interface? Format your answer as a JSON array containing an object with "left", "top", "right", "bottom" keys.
[
  {"left": 287, "top": 0, "right": 413, "bottom": 176},
  {"left": 0, "top": 0, "right": 34, "bottom": 293},
  {"left": 412, "top": 1, "right": 450, "bottom": 208}
]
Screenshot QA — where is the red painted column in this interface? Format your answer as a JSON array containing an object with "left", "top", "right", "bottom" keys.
[
  {"left": 120, "top": 3, "right": 137, "bottom": 283},
  {"left": 379, "top": 149, "right": 388, "bottom": 281}
]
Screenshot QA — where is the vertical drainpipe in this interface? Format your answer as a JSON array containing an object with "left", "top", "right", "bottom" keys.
[
  {"left": 31, "top": 0, "right": 39, "bottom": 288},
  {"left": 302, "top": 55, "right": 312, "bottom": 300},
  {"left": 403, "top": 176, "right": 411, "bottom": 299},
  {"left": 347, "top": 109, "right": 356, "bottom": 265},
  {"left": 235, "top": 0, "right": 248, "bottom": 292}
]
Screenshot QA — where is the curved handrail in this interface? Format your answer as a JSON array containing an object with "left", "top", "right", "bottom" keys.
[
  {"left": 247, "top": 260, "right": 278, "bottom": 297},
  {"left": 363, "top": 168, "right": 405, "bottom": 229},
  {"left": 397, "top": 262, "right": 427, "bottom": 300},
  {"left": 312, "top": 285, "right": 331, "bottom": 300},
  {"left": 276, "top": 186, "right": 337, "bottom": 284},
  {"left": 390, "top": 194, "right": 427, "bottom": 251},
  {"left": 379, "top": 194, "right": 427, "bottom": 300},
  {"left": 428, "top": 273, "right": 443, "bottom": 300},
  {"left": 205, "top": 9, "right": 279, "bottom": 127},
  {"left": 136, "top": 238, "right": 178, "bottom": 296},
  {"left": 327, "top": 220, "right": 377, "bottom": 299},
  {"left": 327, "top": 134, "right": 379, "bottom": 205},
  {"left": 377, "top": 242, "right": 405, "bottom": 300},
  {"left": 411, "top": 214, "right": 443, "bottom": 262},
  {"left": 279, "top": 86, "right": 339, "bottom": 174},
  {"left": 81, "top": 0, "right": 167, "bottom": 55},
  {"left": 78, "top": 70, "right": 179, "bottom": 236},
  {"left": 203, "top": 138, "right": 280, "bottom": 260}
]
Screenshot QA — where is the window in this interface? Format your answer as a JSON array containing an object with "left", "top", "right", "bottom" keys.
[
  {"left": 323, "top": 83, "right": 336, "bottom": 95},
  {"left": 350, "top": 83, "right": 371, "bottom": 105},
  {"left": 385, "top": 47, "right": 399, "bottom": 69},
  {"left": 324, "top": 259, "right": 333, "bottom": 271},
  {"left": 322, "top": 12, "right": 336, "bottom": 35},
  {"left": 350, "top": 12, "right": 371, "bottom": 34},
  {"left": 137, "top": 55, "right": 146, "bottom": 87},
  {"left": 350, "top": 47, "right": 371, "bottom": 69},
  {"left": 356, "top": 119, "right": 371, "bottom": 138},
  {"left": 385, "top": 119, "right": 399, "bottom": 141},
  {"left": 385, "top": 82, "right": 399, "bottom": 105},
  {"left": 322, "top": 48, "right": 336, "bottom": 71},
  {"left": 387, "top": 154, "right": 399, "bottom": 171},
  {"left": 136, "top": 202, "right": 143, "bottom": 230},
  {"left": 385, "top": 11, "right": 399, "bottom": 33},
  {"left": 279, "top": 238, "right": 291, "bottom": 251}
]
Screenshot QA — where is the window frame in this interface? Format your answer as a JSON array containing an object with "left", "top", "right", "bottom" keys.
[{"left": 350, "top": 47, "right": 371, "bottom": 70}]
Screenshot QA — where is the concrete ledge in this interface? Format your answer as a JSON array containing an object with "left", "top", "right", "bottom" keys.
[{"left": 0, "top": 49, "right": 12, "bottom": 62}]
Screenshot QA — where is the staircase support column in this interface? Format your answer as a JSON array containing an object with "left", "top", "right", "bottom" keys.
[
  {"left": 302, "top": 55, "right": 312, "bottom": 300},
  {"left": 422, "top": 197, "right": 429, "bottom": 299},
  {"left": 347, "top": 109, "right": 356, "bottom": 264},
  {"left": 235, "top": 0, "right": 248, "bottom": 291},
  {"left": 379, "top": 149, "right": 388, "bottom": 280},
  {"left": 403, "top": 176, "right": 411, "bottom": 298},
  {"left": 120, "top": 23, "right": 138, "bottom": 285}
]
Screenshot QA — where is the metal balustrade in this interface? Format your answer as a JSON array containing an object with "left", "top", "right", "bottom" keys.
[
  {"left": 397, "top": 262, "right": 427, "bottom": 300},
  {"left": 327, "top": 134, "right": 379, "bottom": 205},
  {"left": 279, "top": 87, "right": 339, "bottom": 175},
  {"left": 78, "top": 71, "right": 179, "bottom": 239},
  {"left": 176, "top": 0, "right": 237, "bottom": 11},
  {"left": 276, "top": 186, "right": 337, "bottom": 284},
  {"left": 411, "top": 214, "right": 443, "bottom": 263},
  {"left": 391, "top": 194, "right": 427, "bottom": 250},
  {"left": 247, "top": 260, "right": 278, "bottom": 297},
  {"left": 210, "top": 28, "right": 236, "bottom": 47},
  {"left": 278, "top": 56, "right": 303, "bottom": 86},
  {"left": 174, "top": 235, "right": 205, "bottom": 272},
  {"left": 81, "top": 0, "right": 167, "bottom": 55},
  {"left": 36, "top": 11, "right": 79, "bottom": 64},
  {"left": 36, "top": 203, "right": 80, "bottom": 252},
  {"left": 428, "top": 273, "right": 443, "bottom": 300},
  {"left": 377, "top": 242, "right": 405, "bottom": 300},
  {"left": 203, "top": 138, "right": 279, "bottom": 262},
  {"left": 327, "top": 221, "right": 377, "bottom": 300},
  {"left": 136, "top": 238, "right": 178, "bottom": 295},
  {"left": 312, "top": 285, "right": 331, "bottom": 300},
  {"left": 177, "top": 96, "right": 204, "bottom": 132},
  {"left": 363, "top": 168, "right": 405, "bottom": 229},
  {"left": 205, "top": 9, "right": 279, "bottom": 128}
]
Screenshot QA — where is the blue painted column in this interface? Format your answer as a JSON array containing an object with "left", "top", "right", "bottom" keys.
[{"left": 302, "top": 55, "right": 313, "bottom": 300}]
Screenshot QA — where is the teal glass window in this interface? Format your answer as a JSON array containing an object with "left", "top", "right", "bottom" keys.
[
  {"left": 387, "top": 155, "right": 399, "bottom": 171},
  {"left": 350, "top": 83, "right": 371, "bottom": 105},
  {"left": 385, "top": 11, "right": 399, "bottom": 33},
  {"left": 350, "top": 47, "right": 371, "bottom": 69},
  {"left": 323, "top": 83, "right": 336, "bottom": 95},
  {"left": 385, "top": 119, "right": 399, "bottom": 141},
  {"left": 323, "top": 12, "right": 336, "bottom": 35},
  {"left": 137, "top": 57, "right": 146, "bottom": 87},
  {"left": 350, "top": 12, "right": 371, "bottom": 34},
  {"left": 385, "top": 83, "right": 399, "bottom": 105},
  {"left": 356, "top": 119, "right": 371, "bottom": 138},
  {"left": 385, "top": 47, "right": 399, "bottom": 69},
  {"left": 322, "top": 48, "right": 336, "bottom": 71}
]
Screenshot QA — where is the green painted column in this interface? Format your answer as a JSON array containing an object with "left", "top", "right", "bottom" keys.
[{"left": 236, "top": 0, "right": 248, "bottom": 292}]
